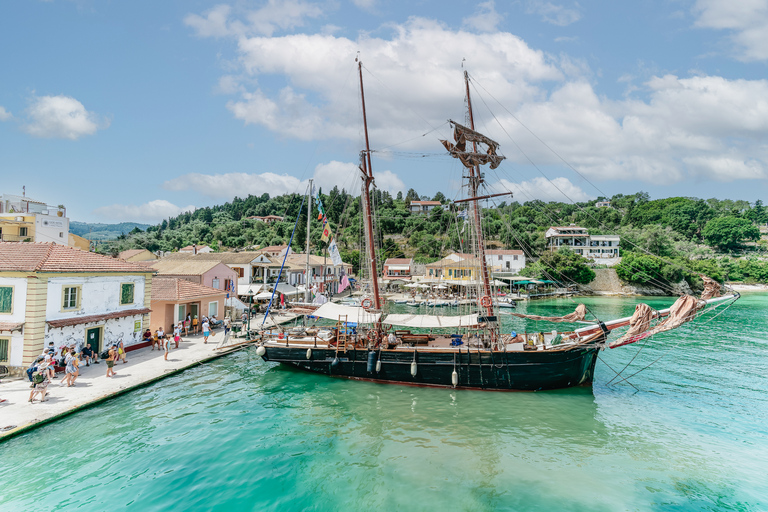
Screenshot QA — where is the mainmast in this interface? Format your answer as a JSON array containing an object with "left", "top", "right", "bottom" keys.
[
  {"left": 358, "top": 59, "right": 382, "bottom": 310},
  {"left": 463, "top": 71, "right": 494, "bottom": 319}
]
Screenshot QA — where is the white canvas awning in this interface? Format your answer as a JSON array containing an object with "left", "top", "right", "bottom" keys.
[
  {"left": 383, "top": 313, "right": 479, "bottom": 328},
  {"left": 312, "top": 302, "right": 381, "bottom": 324},
  {"left": 240, "top": 284, "right": 264, "bottom": 296},
  {"left": 255, "top": 292, "right": 275, "bottom": 300},
  {"left": 226, "top": 297, "right": 248, "bottom": 310}
]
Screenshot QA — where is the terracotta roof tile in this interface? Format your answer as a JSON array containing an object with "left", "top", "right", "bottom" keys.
[
  {"left": 151, "top": 277, "right": 227, "bottom": 302},
  {"left": 149, "top": 259, "right": 233, "bottom": 276},
  {"left": 485, "top": 249, "right": 524, "bottom": 255},
  {"left": 384, "top": 258, "right": 413, "bottom": 265},
  {"left": 46, "top": 308, "right": 151, "bottom": 328},
  {"left": 0, "top": 243, "right": 156, "bottom": 273}
]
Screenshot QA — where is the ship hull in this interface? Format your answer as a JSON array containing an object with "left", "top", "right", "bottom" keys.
[{"left": 259, "top": 345, "right": 600, "bottom": 391}]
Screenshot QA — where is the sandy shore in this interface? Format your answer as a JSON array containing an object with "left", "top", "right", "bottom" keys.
[{"left": 727, "top": 283, "right": 768, "bottom": 291}]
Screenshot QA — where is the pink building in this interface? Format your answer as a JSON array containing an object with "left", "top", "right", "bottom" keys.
[
  {"left": 149, "top": 259, "right": 238, "bottom": 295},
  {"left": 382, "top": 258, "right": 413, "bottom": 280}
]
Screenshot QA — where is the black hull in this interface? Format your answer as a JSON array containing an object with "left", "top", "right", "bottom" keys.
[{"left": 260, "top": 345, "right": 600, "bottom": 391}]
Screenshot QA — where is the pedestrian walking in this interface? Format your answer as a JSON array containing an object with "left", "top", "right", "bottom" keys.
[
  {"left": 60, "top": 350, "right": 77, "bottom": 387},
  {"left": 29, "top": 362, "right": 50, "bottom": 403},
  {"left": 106, "top": 345, "right": 116, "bottom": 377},
  {"left": 224, "top": 316, "right": 231, "bottom": 336},
  {"left": 70, "top": 352, "right": 81, "bottom": 386},
  {"left": 26, "top": 356, "right": 43, "bottom": 383},
  {"left": 192, "top": 315, "right": 199, "bottom": 334},
  {"left": 202, "top": 318, "right": 210, "bottom": 344},
  {"left": 163, "top": 334, "right": 171, "bottom": 361},
  {"left": 117, "top": 339, "right": 127, "bottom": 364},
  {"left": 174, "top": 322, "right": 182, "bottom": 349},
  {"left": 185, "top": 313, "right": 191, "bottom": 336}
]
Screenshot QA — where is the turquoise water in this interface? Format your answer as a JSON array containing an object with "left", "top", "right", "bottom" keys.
[{"left": 1, "top": 294, "right": 767, "bottom": 511}]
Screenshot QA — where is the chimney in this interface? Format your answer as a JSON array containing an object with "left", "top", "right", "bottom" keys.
[{"left": 193, "top": 243, "right": 197, "bottom": 255}]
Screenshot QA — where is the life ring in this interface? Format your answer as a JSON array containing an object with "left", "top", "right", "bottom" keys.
[
  {"left": 278, "top": 332, "right": 284, "bottom": 339},
  {"left": 361, "top": 298, "right": 373, "bottom": 309},
  {"left": 480, "top": 295, "right": 492, "bottom": 308}
]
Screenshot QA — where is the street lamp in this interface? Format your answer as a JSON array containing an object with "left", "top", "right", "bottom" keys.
[{"left": 247, "top": 289, "right": 254, "bottom": 338}]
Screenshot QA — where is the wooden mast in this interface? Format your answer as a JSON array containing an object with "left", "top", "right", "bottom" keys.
[
  {"left": 463, "top": 71, "right": 495, "bottom": 323},
  {"left": 358, "top": 59, "right": 382, "bottom": 310}
]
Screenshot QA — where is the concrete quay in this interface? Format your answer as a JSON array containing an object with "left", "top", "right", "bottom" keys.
[{"left": 0, "top": 311, "right": 301, "bottom": 442}]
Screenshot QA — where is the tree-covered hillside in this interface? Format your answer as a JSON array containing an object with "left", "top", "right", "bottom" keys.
[{"left": 101, "top": 189, "right": 768, "bottom": 283}]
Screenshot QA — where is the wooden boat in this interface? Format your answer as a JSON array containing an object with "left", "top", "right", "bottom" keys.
[{"left": 255, "top": 61, "right": 739, "bottom": 391}]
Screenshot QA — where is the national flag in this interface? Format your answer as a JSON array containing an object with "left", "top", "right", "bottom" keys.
[
  {"left": 457, "top": 209, "right": 469, "bottom": 220},
  {"left": 321, "top": 218, "right": 331, "bottom": 242}
]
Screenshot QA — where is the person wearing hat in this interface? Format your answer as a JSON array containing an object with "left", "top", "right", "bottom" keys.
[
  {"left": 29, "top": 360, "right": 50, "bottom": 403},
  {"left": 105, "top": 345, "right": 117, "bottom": 377}
]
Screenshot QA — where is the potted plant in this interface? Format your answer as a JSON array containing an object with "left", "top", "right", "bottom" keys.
[{"left": 57, "top": 204, "right": 65, "bottom": 217}]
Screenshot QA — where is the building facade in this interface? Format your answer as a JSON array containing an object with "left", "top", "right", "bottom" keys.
[
  {"left": 150, "top": 277, "right": 227, "bottom": 332},
  {"left": 0, "top": 194, "right": 69, "bottom": 245},
  {"left": 382, "top": 258, "right": 413, "bottom": 280},
  {"left": 545, "top": 225, "right": 620, "bottom": 259},
  {"left": 484, "top": 250, "right": 525, "bottom": 274},
  {"left": 0, "top": 243, "right": 154, "bottom": 371},
  {"left": 409, "top": 200, "right": 442, "bottom": 214}
]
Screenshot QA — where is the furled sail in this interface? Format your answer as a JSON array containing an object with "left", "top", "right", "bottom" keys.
[
  {"left": 609, "top": 295, "right": 701, "bottom": 348},
  {"left": 511, "top": 303, "right": 587, "bottom": 323},
  {"left": 440, "top": 121, "right": 506, "bottom": 170},
  {"left": 609, "top": 303, "right": 654, "bottom": 348},
  {"left": 700, "top": 275, "right": 721, "bottom": 301},
  {"left": 383, "top": 313, "right": 479, "bottom": 329}
]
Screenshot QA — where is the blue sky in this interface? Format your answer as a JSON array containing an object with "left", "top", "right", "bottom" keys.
[{"left": 1, "top": 0, "right": 767, "bottom": 223}]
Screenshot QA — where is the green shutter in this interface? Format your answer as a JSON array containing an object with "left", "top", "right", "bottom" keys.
[
  {"left": 121, "top": 283, "right": 134, "bottom": 305},
  {"left": 0, "top": 338, "right": 8, "bottom": 361},
  {"left": 0, "top": 287, "right": 12, "bottom": 313}
]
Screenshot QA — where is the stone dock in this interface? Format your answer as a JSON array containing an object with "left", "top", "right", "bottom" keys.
[{"left": 0, "top": 312, "right": 301, "bottom": 442}]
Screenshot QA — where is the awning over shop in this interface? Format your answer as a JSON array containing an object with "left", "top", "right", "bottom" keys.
[{"left": 239, "top": 284, "right": 264, "bottom": 296}]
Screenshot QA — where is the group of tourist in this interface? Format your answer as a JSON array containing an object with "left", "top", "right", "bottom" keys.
[{"left": 21, "top": 314, "right": 232, "bottom": 404}]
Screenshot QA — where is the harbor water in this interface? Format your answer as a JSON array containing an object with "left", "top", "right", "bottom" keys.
[{"left": 1, "top": 294, "right": 767, "bottom": 511}]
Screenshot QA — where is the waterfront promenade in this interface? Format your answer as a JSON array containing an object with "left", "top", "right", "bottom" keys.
[{"left": 0, "top": 312, "right": 300, "bottom": 441}]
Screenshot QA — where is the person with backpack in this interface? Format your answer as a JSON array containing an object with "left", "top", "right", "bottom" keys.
[
  {"left": 29, "top": 361, "right": 50, "bottom": 403},
  {"left": 26, "top": 356, "right": 43, "bottom": 384}
]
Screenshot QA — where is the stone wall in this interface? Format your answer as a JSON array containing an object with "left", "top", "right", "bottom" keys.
[{"left": 586, "top": 268, "right": 692, "bottom": 296}]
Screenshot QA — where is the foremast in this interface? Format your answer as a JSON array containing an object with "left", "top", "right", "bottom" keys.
[{"left": 358, "top": 59, "right": 382, "bottom": 312}]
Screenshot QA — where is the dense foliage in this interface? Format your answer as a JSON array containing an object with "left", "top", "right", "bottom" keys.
[
  {"left": 520, "top": 248, "right": 596, "bottom": 285},
  {"left": 101, "top": 189, "right": 768, "bottom": 283}
]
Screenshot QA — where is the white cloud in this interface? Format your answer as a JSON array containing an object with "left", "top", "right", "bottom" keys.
[
  {"left": 161, "top": 161, "right": 405, "bottom": 201},
  {"left": 351, "top": 0, "right": 376, "bottom": 11},
  {"left": 0, "top": 106, "right": 12, "bottom": 121},
  {"left": 463, "top": 1, "right": 504, "bottom": 33},
  {"left": 22, "top": 95, "right": 108, "bottom": 140},
  {"left": 693, "top": 0, "right": 768, "bottom": 61},
  {"left": 224, "top": 17, "right": 562, "bottom": 143},
  {"left": 189, "top": 11, "right": 768, "bottom": 186},
  {"left": 526, "top": 1, "right": 582, "bottom": 26},
  {"left": 490, "top": 176, "right": 592, "bottom": 202},
  {"left": 185, "top": 0, "right": 323, "bottom": 38},
  {"left": 92, "top": 200, "right": 197, "bottom": 223}
]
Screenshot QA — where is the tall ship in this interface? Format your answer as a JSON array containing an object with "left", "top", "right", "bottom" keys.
[{"left": 254, "top": 60, "right": 738, "bottom": 391}]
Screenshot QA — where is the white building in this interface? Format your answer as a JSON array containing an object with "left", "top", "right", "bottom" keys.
[
  {"left": 409, "top": 200, "right": 442, "bottom": 214},
  {"left": 484, "top": 249, "right": 525, "bottom": 274},
  {"left": 0, "top": 194, "right": 70, "bottom": 244},
  {"left": 0, "top": 243, "right": 154, "bottom": 372},
  {"left": 545, "top": 225, "right": 620, "bottom": 259}
]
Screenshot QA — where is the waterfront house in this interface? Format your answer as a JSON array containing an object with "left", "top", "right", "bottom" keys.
[
  {"left": 0, "top": 242, "right": 154, "bottom": 372},
  {"left": 150, "top": 277, "right": 227, "bottom": 333},
  {"left": 284, "top": 254, "right": 353, "bottom": 294},
  {"left": 484, "top": 250, "right": 525, "bottom": 274},
  {"left": 258, "top": 244, "right": 291, "bottom": 258},
  {"left": 149, "top": 259, "right": 237, "bottom": 297},
  {"left": 382, "top": 258, "right": 413, "bottom": 281},
  {"left": 408, "top": 200, "right": 442, "bottom": 214},
  {"left": 119, "top": 249, "right": 158, "bottom": 262},
  {"left": 545, "top": 225, "right": 620, "bottom": 259}
]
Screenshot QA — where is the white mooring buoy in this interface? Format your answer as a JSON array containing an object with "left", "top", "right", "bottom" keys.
[
  {"left": 376, "top": 360, "right": 382, "bottom": 373},
  {"left": 306, "top": 348, "right": 312, "bottom": 360},
  {"left": 410, "top": 361, "right": 418, "bottom": 377},
  {"left": 451, "top": 370, "right": 458, "bottom": 387},
  {"left": 256, "top": 345, "right": 266, "bottom": 357}
]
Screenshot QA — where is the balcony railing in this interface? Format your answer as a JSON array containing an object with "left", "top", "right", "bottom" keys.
[{"left": 0, "top": 234, "right": 29, "bottom": 242}]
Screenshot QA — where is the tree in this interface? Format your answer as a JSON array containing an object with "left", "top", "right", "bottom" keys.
[
  {"left": 432, "top": 191, "right": 447, "bottom": 203},
  {"left": 404, "top": 188, "right": 420, "bottom": 205},
  {"left": 521, "top": 248, "right": 595, "bottom": 285},
  {"left": 702, "top": 217, "right": 761, "bottom": 251}
]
